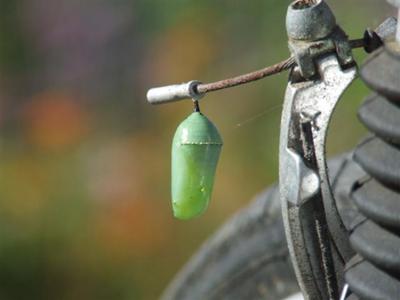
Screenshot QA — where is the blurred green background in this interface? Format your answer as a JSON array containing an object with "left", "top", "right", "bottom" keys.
[{"left": 0, "top": 0, "right": 392, "bottom": 299}]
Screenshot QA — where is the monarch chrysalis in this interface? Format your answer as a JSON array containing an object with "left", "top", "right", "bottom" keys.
[{"left": 171, "top": 111, "right": 222, "bottom": 220}]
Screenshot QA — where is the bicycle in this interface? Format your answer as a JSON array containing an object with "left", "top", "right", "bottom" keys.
[{"left": 147, "top": 0, "right": 400, "bottom": 299}]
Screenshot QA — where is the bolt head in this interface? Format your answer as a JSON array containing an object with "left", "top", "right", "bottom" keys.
[{"left": 286, "top": 0, "right": 336, "bottom": 41}]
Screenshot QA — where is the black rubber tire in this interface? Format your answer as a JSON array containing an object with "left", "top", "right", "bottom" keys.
[{"left": 161, "top": 154, "right": 360, "bottom": 300}]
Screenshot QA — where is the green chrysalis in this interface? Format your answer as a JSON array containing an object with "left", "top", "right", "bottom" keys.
[{"left": 171, "top": 111, "right": 223, "bottom": 220}]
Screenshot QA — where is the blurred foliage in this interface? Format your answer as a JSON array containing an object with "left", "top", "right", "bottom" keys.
[{"left": 0, "top": 0, "right": 392, "bottom": 299}]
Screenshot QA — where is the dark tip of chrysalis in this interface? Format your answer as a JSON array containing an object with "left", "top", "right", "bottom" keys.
[{"left": 193, "top": 100, "right": 201, "bottom": 113}]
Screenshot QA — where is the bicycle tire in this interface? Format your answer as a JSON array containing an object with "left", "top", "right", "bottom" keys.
[{"left": 161, "top": 154, "right": 360, "bottom": 300}]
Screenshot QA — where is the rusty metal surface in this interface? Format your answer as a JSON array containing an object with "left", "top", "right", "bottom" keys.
[{"left": 196, "top": 57, "right": 295, "bottom": 94}]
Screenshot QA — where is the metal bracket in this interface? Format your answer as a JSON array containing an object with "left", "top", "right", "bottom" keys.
[
  {"left": 286, "top": 0, "right": 353, "bottom": 79},
  {"left": 279, "top": 54, "right": 357, "bottom": 299}
]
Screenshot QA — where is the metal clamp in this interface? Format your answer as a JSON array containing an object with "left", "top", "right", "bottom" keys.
[
  {"left": 146, "top": 80, "right": 204, "bottom": 104},
  {"left": 286, "top": 0, "right": 353, "bottom": 79}
]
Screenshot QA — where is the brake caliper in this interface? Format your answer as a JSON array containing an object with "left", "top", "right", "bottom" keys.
[{"left": 279, "top": 1, "right": 357, "bottom": 299}]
